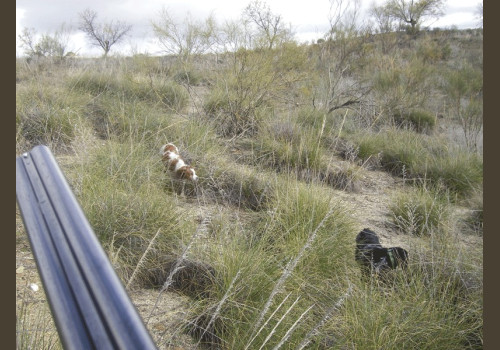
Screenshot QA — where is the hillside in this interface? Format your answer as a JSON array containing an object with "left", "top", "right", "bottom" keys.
[{"left": 16, "top": 28, "right": 483, "bottom": 349}]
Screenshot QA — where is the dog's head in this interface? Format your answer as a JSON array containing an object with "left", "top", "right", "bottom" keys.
[
  {"left": 356, "top": 228, "right": 381, "bottom": 246},
  {"left": 176, "top": 165, "right": 198, "bottom": 182},
  {"left": 387, "top": 247, "right": 409, "bottom": 269}
]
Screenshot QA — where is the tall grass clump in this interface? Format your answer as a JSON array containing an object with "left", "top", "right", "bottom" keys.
[
  {"left": 354, "top": 128, "right": 429, "bottom": 175},
  {"left": 393, "top": 109, "right": 436, "bottom": 133},
  {"left": 425, "top": 149, "right": 483, "bottom": 199},
  {"left": 389, "top": 187, "right": 450, "bottom": 236},
  {"left": 16, "top": 84, "right": 87, "bottom": 151},
  {"left": 173, "top": 67, "right": 203, "bottom": 86},
  {"left": 295, "top": 107, "right": 336, "bottom": 134},
  {"left": 155, "top": 116, "right": 222, "bottom": 160},
  {"left": 254, "top": 119, "right": 325, "bottom": 174},
  {"left": 69, "top": 69, "right": 188, "bottom": 111},
  {"left": 184, "top": 179, "right": 356, "bottom": 348},
  {"left": 339, "top": 264, "right": 482, "bottom": 349},
  {"left": 83, "top": 95, "right": 175, "bottom": 143},
  {"left": 462, "top": 189, "right": 483, "bottom": 235},
  {"left": 154, "top": 115, "right": 276, "bottom": 210},
  {"left": 201, "top": 159, "right": 276, "bottom": 210},
  {"left": 16, "top": 288, "right": 62, "bottom": 350},
  {"left": 264, "top": 180, "right": 354, "bottom": 260},
  {"left": 349, "top": 128, "right": 482, "bottom": 198},
  {"left": 66, "top": 140, "right": 196, "bottom": 286}
]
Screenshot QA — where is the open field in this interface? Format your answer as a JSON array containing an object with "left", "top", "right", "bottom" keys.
[{"left": 16, "top": 27, "right": 482, "bottom": 349}]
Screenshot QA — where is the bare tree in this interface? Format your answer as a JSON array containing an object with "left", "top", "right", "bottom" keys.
[
  {"left": 18, "top": 24, "right": 72, "bottom": 59},
  {"left": 369, "top": 3, "right": 400, "bottom": 54},
  {"left": 152, "top": 9, "right": 217, "bottom": 62},
  {"left": 243, "top": 0, "right": 293, "bottom": 50},
  {"left": 315, "top": 0, "right": 372, "bottom": 114},
  {"left": 370, "top": 2, "right": 397, "bottom": 34},
  {"left": 442, "top": 64, "right": 483, "bottom": 151},
  {"left": 380, "top": 0, "right": 446, "bottom": 34},
  {"left": 218, "top": 19, "right": 253, "bottom": 52},
  {"left": 78, "top": 9, "right": 132, "bottom": 57},
  {"left": 18, "top": 28, "right": 37, "bottom": 57}
]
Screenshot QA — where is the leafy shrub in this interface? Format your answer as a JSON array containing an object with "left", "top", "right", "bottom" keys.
[
  {"left": 416, "top": 37, "right": 451, "bottom": 63},
  {"left": 441, "top": 64, "right": 483, "bottom": 151},
  {"left": 371, "top": 55, "right": 435, "bottom": 118},
  {"left": 203, "top": 47, "right": 306, "bottom": 136},
  {"left": 203, "top": 83, "right": 271, "bottom": 136}
]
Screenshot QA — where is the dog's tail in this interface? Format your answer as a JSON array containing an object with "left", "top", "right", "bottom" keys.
[{"left": 160, "top": 143, "right": 179, "bottom": 156}]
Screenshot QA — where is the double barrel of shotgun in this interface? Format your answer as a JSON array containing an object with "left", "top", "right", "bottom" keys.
[{"left": 16, "top": 145, "right": 157, "bottom": 350}]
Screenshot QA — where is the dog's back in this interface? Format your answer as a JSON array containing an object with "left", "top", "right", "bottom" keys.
[
  {"left": 160, "top": 143, "right": 198, "bottom": 182},
  {"left": 355, "top": 228, "right": 408, "bottom": 275},
  {"left": 356, "top": 228, "right": 382, "bottom": 246},
  {"left": 388, "top": 247, "right": 409, "bottom": 269}
]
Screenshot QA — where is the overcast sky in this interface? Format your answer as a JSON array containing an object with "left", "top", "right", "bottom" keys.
[{"left": 16, "top": 0, "right": 481, "bottom": 57}]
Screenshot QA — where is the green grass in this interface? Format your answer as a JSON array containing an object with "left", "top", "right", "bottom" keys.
[
  {"left": 16, "top": 289, "right": 62, "bottom": 350},
  {"left": 394, "top": 109, "right": 437, "bottom": 133},
  {"left": 183, "top": 179, "right": 356, "bottom": 348},
  {"left": 350, "top": 128, "right": 483, "bottom": 198},
  {"left": 16, "top": 84, "right": 88, "bottom": 151},
  {"left": 16, "top": 30, "right": 482, "bottom": 349},
  {"left": 65, "top": 140, "right": 198, "bottom": 286},
  {"left": 389, "top": 187, "right": 450, "bottom": 236},
  {"left": 255, "top": 118, "right": 324, "bottom": 173},
  {"left": 338, "top": 224, "right": 482, "bottom": 349},
  {"left": 339, "top": 267, "right": 482, "bottom": 349},
  {"left": 68, "top": 69, "right": 188, "bottom": 111},
  {"left": 462, "top": 189, "right": 483, "bottom": 235}
]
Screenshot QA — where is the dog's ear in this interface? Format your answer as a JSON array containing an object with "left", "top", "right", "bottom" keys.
[
  {"left": 177, "top": 166, "right": 195, "bottom": 180},
  {"left": 393, "top": 247, "right": 409, "bottom": 265},
  {"left": 398, "top": 247, "right": 408, "bottom": 259}
]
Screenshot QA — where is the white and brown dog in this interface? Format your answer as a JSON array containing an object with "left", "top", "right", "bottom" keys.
[{"left": 160, "top": 143, "right": 198, "bottom": 182}]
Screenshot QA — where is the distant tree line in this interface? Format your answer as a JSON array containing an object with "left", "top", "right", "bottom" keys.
[{"left": 18, "top": 0, "right": 456, "bottom": 59}]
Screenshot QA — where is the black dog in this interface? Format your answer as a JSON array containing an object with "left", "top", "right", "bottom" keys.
[{"left": 355, "top": 228, "right": 408, "bottom": 276}]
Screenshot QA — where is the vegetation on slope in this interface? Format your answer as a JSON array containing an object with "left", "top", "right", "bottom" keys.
[{"left": 16, "top": 25, "right": 483, "bottom": 350}]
